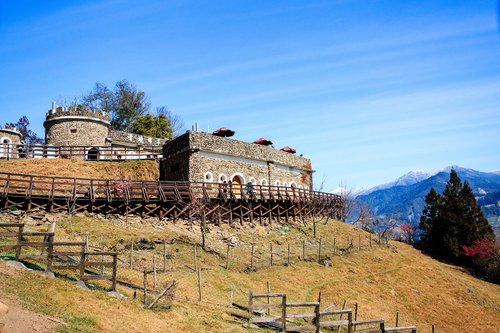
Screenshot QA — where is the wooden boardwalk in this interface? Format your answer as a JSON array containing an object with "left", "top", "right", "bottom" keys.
[{"left": 0, "top": 172, "right": 342, "bottom": 224}]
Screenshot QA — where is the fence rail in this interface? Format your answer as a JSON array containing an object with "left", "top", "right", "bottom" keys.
[
  {"left": 0, "top": 172, "right": 343, "bottom": 223},
  {"left": 0, "top": 222, "right": 118, "bottom": 290},
  {"left": 0, "top": 143, "right": 163, "bottom": 161},
  {"left": 236, "top": 290, "right": 417, "bottom": 333}
]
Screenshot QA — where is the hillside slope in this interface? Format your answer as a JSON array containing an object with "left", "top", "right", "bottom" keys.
[
  {"left": 0, "top": 159, "right": 159, "bottom": 180},
  {"left": 0, "top": 214, "right": 498, "bottom": 333}
]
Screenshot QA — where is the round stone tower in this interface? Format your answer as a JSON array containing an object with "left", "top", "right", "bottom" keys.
[
  {"left": 0, "top": 127, "right": 22, "bottom": 159},
  {"left": 43, "top": 102, "right": 110, "bottom": 147}
]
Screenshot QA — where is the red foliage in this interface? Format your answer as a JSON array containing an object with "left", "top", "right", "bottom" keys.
[{"left": 462, "top": 239, "right": 498, "bottom": 261}]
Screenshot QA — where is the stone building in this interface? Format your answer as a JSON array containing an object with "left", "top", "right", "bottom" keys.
[
  {"left": 160, "top": 130, "right": 313, "bottom": 189},
  {"left": 43, "top": 102, "right": 165, "bottom": 160},
  {"left": 0, "top": 127, "right": 22, "bottom": 159}
]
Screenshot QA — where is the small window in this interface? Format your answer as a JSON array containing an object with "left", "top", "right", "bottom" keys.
[
  {"left": 70, "top": 129, "right": 77, "bottom": 134},
  {"left": 249, "top": 177, "right": 256, "bottom": 185},
  {"left": 283, "top": 182, "right": 288, "bottom": 188},
  {"left": 204, "top": 172, "right": 214, "bottom": 183},
  {"left": 219, "top": 174, "right": 228, "bottom": 183},
  {"left": 261, "top": 179, "right": 268, "bottom": 186}
]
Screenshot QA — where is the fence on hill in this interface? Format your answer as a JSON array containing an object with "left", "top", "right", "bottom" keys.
[
  {"left": 231, "top": 290, "right": 417, "bottom": 333},
  {"left": 0, "top": 222, "right": 118, "bottom": 290},
  {"left": 0, "top": 171, "right": 342, "bottom": 224},
  {"left": 0, "top": 143, "right": 163, "bottom": 161}
]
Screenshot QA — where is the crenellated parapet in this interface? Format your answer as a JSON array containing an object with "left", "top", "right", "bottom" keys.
[{"left": 45, "top": 102, "right": 110, "bottom": 124}]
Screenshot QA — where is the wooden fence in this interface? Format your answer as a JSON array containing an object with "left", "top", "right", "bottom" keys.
[
  {"left": 0, "top": 222, "right": 118, "bottom": 290},
  {"left": 0, "top": 172, "right": 342, "bottom": 223},
  {"left": 234, "top": 291, "right": 417, "bottom": 333},
  {"left": 0, "top": 143, "right": 162, "bottom": 161}
]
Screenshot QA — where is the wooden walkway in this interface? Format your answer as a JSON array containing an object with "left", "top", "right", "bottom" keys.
[{"left": 0, "top": 172, "right": 342, "bottom": 223}]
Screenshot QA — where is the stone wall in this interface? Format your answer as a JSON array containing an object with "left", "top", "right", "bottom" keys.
[
  {"left": 161, "top": 131, "right": 313, "bottom": 188},
  {"left": 108, "top": 130, "right": 165, "bottom": 146},
  {"left": 0, "top": 128, "right": 22, "bottom": 144},
  {"left": 44, "top": 118, "right": 109, "bottom": 147}
]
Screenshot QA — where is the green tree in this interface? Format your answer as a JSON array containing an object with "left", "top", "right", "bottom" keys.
[
  {"left": 82, "top": 80, "right": 151, "bottom": 131},
  {"left": 418, "top": 170, "right": 494, "bottom": 262},
  {"left": 130, "top": 113, "right": 172, "bottom": 139}
]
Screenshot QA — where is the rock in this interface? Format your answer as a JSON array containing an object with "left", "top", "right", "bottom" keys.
[
  {"left": 43, "top": 214, "right": 55, "bottom": 223},
  {"left": 229, "top": 236, "right": 239, "bottom": 246},
  {"left": 390, "top": 289, "right": 397, "bottom": 297},
  {"left": 10, "top": 210, "right": 22, "bottom": 216},
  {"left": 6, "top": 261, "right": 30, "bottom": 271},
  {"left": 0, "top": 301, "right": 9, "bottom": 332},
  {"left": 323, "top": 260, "right": 333, "bottom": 267},
  {"left": 75, "top": 280, "right": 89, "bottom": 290},
  {"left": 107, "top": 291, "right": 126, "bottom": 300},
  {"left": 242, "top": 323, "right": 259, "bottom": 329},
  {"left": 38, "top": 271, "right": 55, "bottom": 279},
  {"left": 23, "top": 216, "right": 36, "bottom": 226}
]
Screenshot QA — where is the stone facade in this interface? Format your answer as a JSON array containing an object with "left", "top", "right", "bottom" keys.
[
  {"left": 0, "top": 127, "right": 22, "bottom": 159},
  {"left": 160, "top": 131, "right": 313, "bottom": 189}
]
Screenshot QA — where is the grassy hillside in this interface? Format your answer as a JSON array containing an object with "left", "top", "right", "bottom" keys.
[
  {"left": 0, "top": 159, "right": 159, "bottom": 180},
  {"left": 1, "top": 215, "right": 499, "bottom": 333}
]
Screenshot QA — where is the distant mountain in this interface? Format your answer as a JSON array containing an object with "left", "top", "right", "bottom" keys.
[
  {"left": 357, "top": 166, "right": 500, "bottom": 232},
  {"left": 360, "top": 170, "right": 433, "bottom": 195}
]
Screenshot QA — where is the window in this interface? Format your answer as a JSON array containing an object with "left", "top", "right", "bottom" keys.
[
  {"left": 261, "top": 179, "right": 268, "bottom": 186},
  {"left": 219, "top": 174, "right": 228, "bottom": 183},
  {"left": 204, "top": 172, "right": 214, "bottom": 183},
  {"left": 70, "top": 129, "right": 77, "bottom": 134},
  {"left": 249, "top": 177, "right": 256, "bottom": 185},
  {"left": 283, "top": 182, "right": 288, "bottom": 188},
  {"left": 275, "top": 180, "right": 281, "bottom": 186}
]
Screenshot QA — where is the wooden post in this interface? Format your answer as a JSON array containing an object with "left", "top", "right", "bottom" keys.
[
  {"left": 369, "top": 234, "right": 372, "bottom": 248},
  {"left": 226, "top": 243, "right": 230, "bottom": 270},
  {"left": 347, "top": 311, "right": 353, "bottom": 333},
  {"left": 333, "top": 238, "right": 336, "bottom": 256},
  {"left": 248, "top": 290, "right": 254, "bottom": 320},
  {"left": 281, "top": 294, "right": 287, "bottom": 333},
  {"left": 358, "top": 235, "right": 361, "bottom": 250},
  {"left": 153, "top": 256, "right": 157, "bottom": 289},
  {"left": 197, "top": 267, "right": 202, "bottom": 302},
  {"left": 143, "top": 268, "right": 148, "bottom": 305},
  {"left": 270, "top": 244, "right": 273, "bottom": 266},
  {"left": 336, "top": 300, "right": 346, "bottom": 333},
  {"left": 266, "top": 281, "right": 271, "bottom": 315},
  {"left": 129, "top": 239, "right": 134, "bottom": 269},
  {"left": 250, "top": 243, "right": 254, "bottom": 269},
  {"left": 395, "top": 311, "right": 399, "bottom": 327},
  {"left": 163, "top": 240, "right": 167, "bottom": 273},
  {"left": 193, "top": 244, "right": 198, "bottom": 270},
  {"left": 111, "top": 254, "right": 117, "bottom": 291},
  {"left": 287, "top": 243, "right": 290, "bottom": 266},
  {"left": 354, "top": 302, "right": 358, "bottom": 331},
  {"left": 313, "top": 219, "right": 316, "bottom": 238},
  {"left": 432, "top": 324, "right": 436, "bottom": 333},
  {"left": 15, "top": 224, "right": 24, "bottom": 260},
  {"left": 318, "top": 238, "right": 322, "bottom": 263},
  {"left": 302, "top": 240, "right": 305, "bottom": 260},
  {"left": 314, "top": 291, "right": 322, "bottom": 333}
]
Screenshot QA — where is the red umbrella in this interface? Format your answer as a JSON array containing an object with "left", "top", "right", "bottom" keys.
[
  {"left": 212, "top": 127, "right": 235, "bottom": 137},
  {"left": 253, "top": 138, "right": 273, "bottom": 146},
  {"left": 281, "top": 146, "right": 296, "bottom": 154}
]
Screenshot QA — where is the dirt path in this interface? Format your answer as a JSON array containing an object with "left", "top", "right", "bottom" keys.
[{"left": 0, "top": 262, "right": 64, "bottom": 333}]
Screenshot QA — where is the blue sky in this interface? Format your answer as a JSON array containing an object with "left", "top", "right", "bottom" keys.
[{"left": 1, "top": 0, "right": 499, "bottom": 191}]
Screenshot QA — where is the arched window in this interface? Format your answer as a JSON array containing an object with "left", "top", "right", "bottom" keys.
[
  {"left": 283, "top": 182, "right": 288, "bottom": 188},
  {"left": 204, "top": 172, "right": 214, "bottom": 183},
  {"left": 260, "top": 179, "right": 268, "bottom": 186},
  {"left": 0, "top": 137, "right": 12, "bottom": 159},
  {"left": 87, "top": 147, "right": 100, "bottom": 161},
  {"left": 249, "top": 177, "right": 256, "bottom": 185},
  {"left": 290, "top": 182, "right": 297, "bottom": 188},
  {"left": 275, "top": 180, "right": 281, "bottom": 187},
  {"left": 298, "top": 185, "right": 304, "bottom": 189},
  {"left": 219, "top": 174, "right": 228, "bottom": 183}
]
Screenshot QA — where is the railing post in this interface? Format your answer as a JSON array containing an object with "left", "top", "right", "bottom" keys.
[
  {"left": 248, "top": 290, "right": 253, "bottom": 322},
  {"left": 111, "top": 254, "right": 118, "bottom": 291},
  {"left": 281, "top": 294, "right": 287, "bottom": 332},
  {"left": 15, "top": 224, "right": 24, "bottom": 260}
]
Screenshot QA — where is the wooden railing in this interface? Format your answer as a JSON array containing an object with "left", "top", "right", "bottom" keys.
[
  {"left": 236, "top": 291, "right": 417, "bottom": 333},
  {"left": 0, "top": 222, "right": 118, "bottom": 290},
  {"left": 0, "top": 143, "right": 163, "bottom": 161},
  {"left": 0, "top": 172, "right": 340, "bottom": 203}
]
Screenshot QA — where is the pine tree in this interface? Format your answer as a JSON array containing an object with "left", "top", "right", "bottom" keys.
[{"left": 419, "top": 170, "right": 494, "bottom": 262}]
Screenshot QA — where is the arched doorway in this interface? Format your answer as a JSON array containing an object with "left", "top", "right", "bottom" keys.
[
  {"left": 0, "top": 137, "right": 11, "bottom": 159},
  {"left": 87, "top": 147, "right": 100, "bottom": 161},
  {"left": 231, "top": 174, "right": 245, "bottom": 197}
]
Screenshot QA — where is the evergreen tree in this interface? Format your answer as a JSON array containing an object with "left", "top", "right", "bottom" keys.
[{"left": 419, "top": 170, "right": 494, "bottom": 262}]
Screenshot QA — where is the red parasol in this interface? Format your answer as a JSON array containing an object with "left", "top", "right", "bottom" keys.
[
  {"left": 212, "top": 127, "right": 235, "bottom": 137},
  {"left": 253, "top": 138, "right": 273, "bottom": 146},
  {"left": 280, "top": 146, "right": 296, "bottom": 154}
]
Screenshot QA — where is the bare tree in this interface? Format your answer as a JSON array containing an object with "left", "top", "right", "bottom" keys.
[{"left": 156, "top": 106, "right": 185, "bottom": 138}]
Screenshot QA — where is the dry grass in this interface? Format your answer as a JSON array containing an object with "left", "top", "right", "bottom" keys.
[
  {"left": 1, "top": 216, "right": 499, "bottom": 332},
  {"left": 0, "top": 159, "right": 159, "bottom": 180}
]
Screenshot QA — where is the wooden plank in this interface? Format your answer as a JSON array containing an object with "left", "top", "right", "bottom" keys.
[
  {"left": 320, "top": 320, "right": 349, "bottom": 327},
  {"left": 18, "top": 255, "right": 47, "bottom": 260},
  {"left": 85, "top": 251, "right": 117, "bottom": 256},
  {"left": 52, "top": 241, "right": 86, "bottom": 246},
  {"left": 0, "top": 223, "right": 25, "bottom": 227},
  {"left": 0, "top": 232, "right": 20, "bottom": 237},
  {"left": 384, "top": 327, "right": 417, "bottom": 332},
  {"left": 250, "top": 316, "right": 282, "bottom": 323},
  {"left": 252, "top": 293, "right": 286, "bottom": 298},
  {"left": 52, "top": 251, "right": 82, "bottom": 256},
  {"left": 320, "top": 309, "right": 352, "bottom": 316},
  {"left": 250, "top": 303, "right": 284, "bottom": 310},
  {"left": 18, "top": 242, "right": 49, "bottom": 247},
  {"left": 286, "top": 302, "right": 320, "bottom": 307},
  {"left": 286, "top": 313, "right": 316, "bottom": 319},
  {"left": 0, "top": 244, "right": 17, "bottom": 250},
  {"left": 81, "top": 275, "right": 113, "bottom": 280},
  {"left": 353, "top": 319, "right": 384, "bottom": 326},
  {"left": 21, "top": 232, "right": 55, "bottom": 236}
]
